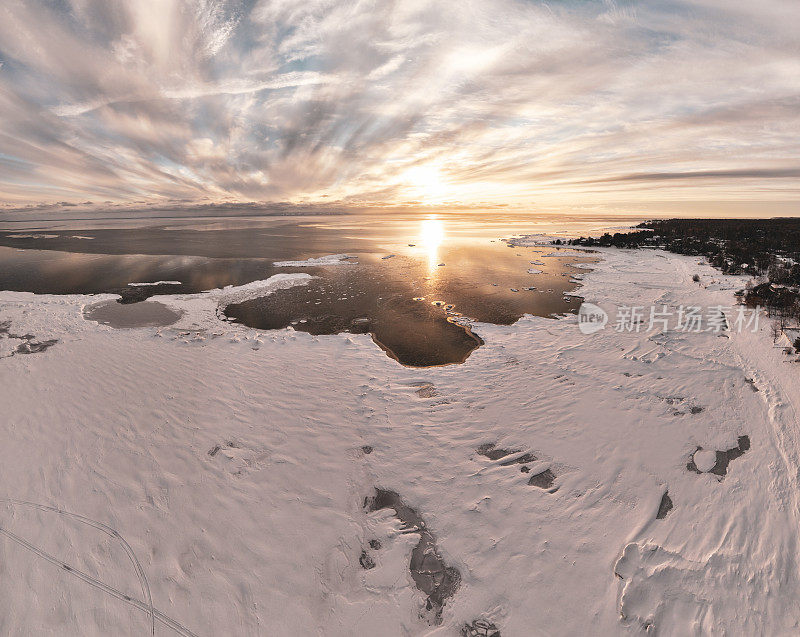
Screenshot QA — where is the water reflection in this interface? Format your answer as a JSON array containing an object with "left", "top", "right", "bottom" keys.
[
  {"left": 83, "top": 299, "right": 183, "bottom": 329},
  {"left": 420, "top": 216, "right": 445, "bottom": 274},
  {"left": 0, "top": 213, "right": 603, "bottom": 366},
  {"left": 224, "top": 240, "right": 596, "bottom": 366},
  {"left": 0, "top": 246, "right": 279, "bottom": 300}
]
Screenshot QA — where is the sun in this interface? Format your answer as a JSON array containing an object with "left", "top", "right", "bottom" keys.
[{"left": 401, "top": 164, "right": 450, "bottom": 202}]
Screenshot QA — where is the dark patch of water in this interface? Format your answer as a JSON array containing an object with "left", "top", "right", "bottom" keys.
[
  {"left": 83, "top": 299, "right": 183, "bottom": 328},
  {"left": 364, "top": 488, "right": 461, "bottom": 623},
  {"left": 359, "top": 550, "right": 376, "bottom": 570},
  {"left": 527, "top": 468, "right": 557, "bottom": 489},
  {"left": 0, "top": 216, "right": 595, "bottom": 366},
  {"left": 0, "top": 320, "right": 58, "bottom": 357},
  {"left": 477, "top": 443, "right": 536, "bottom": 466},
  {"left": 462, "top": 619, "right": 501, "bottom": 637},
  {"left": 686, "top": 436, "right": 750, "bottom": 477},
  {"left": 656, "top": 492, "right": 673, "bottom": 519},
  {"left": 0, "top": 245, "right": 280, "bottom": 299},
  {"left": 500, "top": 452, "right": 537, "bottom": 466},
  {"left": 223, "top": 244, "right": 591, "bottom": 366},
  {"left": 476, "top": 443, "right": 519, "bottom": 461}
]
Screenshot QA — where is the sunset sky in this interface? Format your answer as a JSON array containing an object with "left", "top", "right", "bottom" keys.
[{"left": 0, "top": 0, "right": 798, "bottom": 216}]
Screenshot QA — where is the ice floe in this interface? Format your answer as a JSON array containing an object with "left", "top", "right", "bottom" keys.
[
  {"left": 273, "top": 254, "right": 356, "bottom": 267},
  {"left": 128, "top": 281, "right": 182, "bottom": 287}
]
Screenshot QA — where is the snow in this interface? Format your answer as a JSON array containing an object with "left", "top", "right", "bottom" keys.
[
  {"left": 692, "top": 449, "right": 717, "bottom": 472},
  {"left": 2, "top": 247, "right": 800, "bottom": 635},
  {"left": 541, "top": 250, "right": 592, "bottom": 258},
  {"left": 777, "top": 329, "right": 800, "bottom": 350},
  {"left": 527, "top": 268, "right": 542, "bottom": 274},
  {"left": 128, "top": 281, "right": 182, "bottom": 287},
  {"left": 273, "top": 254, "right": 356, "bottom": 267},
  {"left": 503, "top": 235, "right": 561, "bottom": 246},
  {"left": 211, "top": 272, "right": 313, "bottom": 306}
]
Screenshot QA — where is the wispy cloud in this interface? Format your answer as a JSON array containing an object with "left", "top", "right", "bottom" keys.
[
  {"left": 0, "top": 0, "right": 798, "bottom": 215},
  {"left": 592, "top": 168, "right": 800, "bottom": 182}
]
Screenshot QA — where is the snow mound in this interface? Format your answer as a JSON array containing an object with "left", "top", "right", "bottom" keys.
[{"left": 693, "top": 449, "right": 717, "bottom": 472}]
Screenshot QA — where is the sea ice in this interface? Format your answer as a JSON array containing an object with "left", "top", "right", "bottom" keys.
[
  {"left": 273, "top": 254, "right": 356, "bottom": 267},
  {"left": 128, "top": 281, "right": 182, "bottom": 287}
]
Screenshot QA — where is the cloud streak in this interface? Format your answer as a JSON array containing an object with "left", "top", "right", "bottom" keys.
[{"left": 0, "top": 0, "right": 798, "bottom": 215}]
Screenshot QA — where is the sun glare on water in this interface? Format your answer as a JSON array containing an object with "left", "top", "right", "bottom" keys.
[{"left": 420, "top": 216, "right": 445, "bottom": 273}]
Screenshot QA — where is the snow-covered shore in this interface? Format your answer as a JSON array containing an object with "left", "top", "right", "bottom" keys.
[{"left": 1, "top": 247, "right": 799, "bottom": 635}]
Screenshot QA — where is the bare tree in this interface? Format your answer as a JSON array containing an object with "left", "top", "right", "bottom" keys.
[
  {"left": 771, "top": 320, "right": 782, "bottom": 343},
  {"left": 777, "top": 306, "right": 791, "bottom": 331}
]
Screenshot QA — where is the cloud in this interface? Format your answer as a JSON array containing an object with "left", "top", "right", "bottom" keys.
[
  {"left": 589, "top": 168, "right": 800, "bottom": 183},
  {"left": 0, "top": 0, "right": 798, "bottom": 214}
]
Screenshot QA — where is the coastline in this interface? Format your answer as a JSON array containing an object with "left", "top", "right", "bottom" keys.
[{"left": 1, "top": 246, "right": 798, "bottom": 635}]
